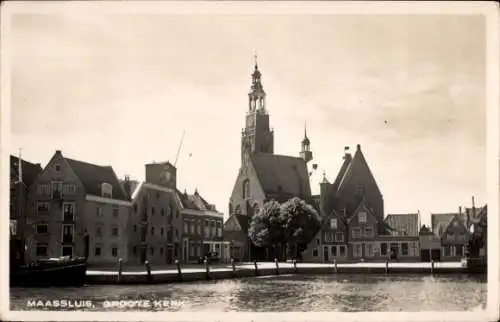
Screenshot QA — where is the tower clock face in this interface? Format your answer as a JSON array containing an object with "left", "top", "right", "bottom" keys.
[{"left": 160, "top": 170, "right": 172, "bottom": 182}]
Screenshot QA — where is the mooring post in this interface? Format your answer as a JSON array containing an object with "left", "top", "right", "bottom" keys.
[
  {"left": 293, "top": 259, "right": 298, "bottom": 273},
  {"left": 204, "top": 259, "right": 210, "bottom": 280},
  {"left": 254, "top": 260, "right": 258, "bottom": 276},
  {"left": 231, "top": 258, "right": 237, "bottom": 277},
  {"left": 175, "top": 259, "right": 182, "bottom": 281},
  {"left": 274, "top": 258, "right": 280, "bottom": 275},
  {"left": 431, "top": 260, "right": 434, "bottom": 275},
  {"left": 145, "top": 260, "right": 152, "bottom": 283},
  {"left": 385, "top": 258, "right": 389, "bottom": 274},
  {"left": 333, "top": 257, "right": 338, "bottom": 273},
  {"left": 117, "top": 258, "right": 123, "bottom": 284}
]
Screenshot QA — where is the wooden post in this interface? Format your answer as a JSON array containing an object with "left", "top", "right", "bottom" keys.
[
  {"left": 333, "top": 257, "right": 338, "bottom": 273},
  {"left": 204, "top": 259, "right": 210, "bottom": 280},
  {"left": 293, "top": 259, "right": 298, "bottom": 273},
  {"left": 117, "top": 258, "right": 123, "bottom": 284},
  {"left": 254, "top": 261, "right": 258, "bottom": 276},
  {"left": 431, "top": 260, "right": 434, "bottom": 275},
  {"left": 231, "top": 258, "right": 237, "bottom": 277},
  {"left": 175, "top": 259, "right": 182, "bottom": 281},
  {"left": 145, "top": 261, "right": 152, "bottom": 284},
  {"left": 385, "top": 258, "right": 389, "bottom": 274},
  {"left": 274, "top": 258, "right": 279, "bottom": 275}
]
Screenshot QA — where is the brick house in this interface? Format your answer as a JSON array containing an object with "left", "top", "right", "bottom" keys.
[
  {"left": 178, "top": 189, "right": 226, "bottom": 263},
  {"left": 301, "top": 209, "right": 348, "bottom": 262},
  {"left": 25, "top": 150, "right": 130, "bottom": 263}
]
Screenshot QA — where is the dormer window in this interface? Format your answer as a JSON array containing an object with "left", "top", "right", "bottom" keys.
[{"left": 101, "top": 182, "right": 113, "bottom": 199}]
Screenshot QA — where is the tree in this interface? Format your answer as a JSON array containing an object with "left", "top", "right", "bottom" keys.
[
  {"left": 248, "top": 200, "right": 285, "bottom": 258},
  {"left": 280, "top": 197, "right": 321, "bottom": 260}
]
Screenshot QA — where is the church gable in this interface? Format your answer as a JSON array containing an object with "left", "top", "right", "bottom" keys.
[{"left": 229, "top": 162, "right": 266, "bottom": 216}]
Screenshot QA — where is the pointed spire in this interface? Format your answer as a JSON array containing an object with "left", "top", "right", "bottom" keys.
[
  {"left": 302, "top": 122, "right": 310, "bottom": 146},
  {"left": 254, "top": 51, "right": 258, "bottom": 70}
]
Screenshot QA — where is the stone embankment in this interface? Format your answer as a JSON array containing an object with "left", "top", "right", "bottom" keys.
[{"left": 85, "top": 259, "right": 468, "bottom": 285}]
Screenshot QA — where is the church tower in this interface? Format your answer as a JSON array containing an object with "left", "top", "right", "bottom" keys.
[
  {"left": 241, "top": 56, "right": 274, "bottom": 163},
  {"left": 300, "top": 125, "right": 313, "bottom": 164}
]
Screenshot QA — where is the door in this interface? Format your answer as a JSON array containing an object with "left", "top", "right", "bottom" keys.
[
  {"left": 390, "top": 243, "right": 399, "bottom": 260},
  {"left": 420, "top": 249, "right": 431, "bottom": 262},
  {"left": 431, "top": 249, "right": 441, "bottom": 261},
  {"left": 166, "top": 246, "right": 173, "bottom": 264},
  {"left": 140, "top": 246, "right": 147, "bottom": 263},
  {"left": 62, "top": 245, "right": 73, "bottom": 257},
  {"left": 84, "top": 235, "right": 90, "bottom": 259},
  {"left": 323, "top": 246, "right": 329, "bottom": 262}
]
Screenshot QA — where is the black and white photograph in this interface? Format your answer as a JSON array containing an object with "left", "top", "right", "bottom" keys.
[{"left": 1, "top": 1, "right": 498, "bottom": 321}]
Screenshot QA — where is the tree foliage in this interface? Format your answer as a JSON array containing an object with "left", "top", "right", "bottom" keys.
[
  {"left": 248, "top": 200, "right": 284, "bottom": 248},
  {"left": 248, "top": 197, "right": 321, "bottom": 259},
  {"left": 280, "top": 197, "right": 322, "bottom": 254}
]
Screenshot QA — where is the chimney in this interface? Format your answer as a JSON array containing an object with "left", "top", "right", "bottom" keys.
[{"left": 123, "top": 175, "right": 131, "bottom": 199}]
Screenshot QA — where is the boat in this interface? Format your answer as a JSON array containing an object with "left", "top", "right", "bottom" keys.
[{"left": 10, "top": 256, "right": 88, "bottom": 287}]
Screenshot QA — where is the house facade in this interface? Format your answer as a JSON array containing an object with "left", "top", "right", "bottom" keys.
[
  {"left": 179, "top": 190, "right": 227, "bottom": 263},
  {"left": 301, "top": 209, "right": 348, "bottom": 262},
  {"left": 431, "top": 210, "right": 470, "bottom": 262},
  {"left": 24, "top": 151, "right": 130, "bottom": 263}
]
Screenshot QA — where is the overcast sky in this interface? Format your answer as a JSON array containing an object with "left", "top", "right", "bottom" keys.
[{"left": 8, "top": 11, "right": 486, "bottom": 224}]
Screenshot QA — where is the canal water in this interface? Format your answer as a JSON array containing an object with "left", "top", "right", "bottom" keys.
[{"left": 10, "top": 274, "right": 486, "bottom": 312}]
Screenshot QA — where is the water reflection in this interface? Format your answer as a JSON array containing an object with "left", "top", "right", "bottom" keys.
[{"left": 10, "top": 274, "right": 486, "bottom": 312}]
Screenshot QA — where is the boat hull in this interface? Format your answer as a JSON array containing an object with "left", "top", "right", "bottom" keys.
[{"left": 10, "top": 258, "right": 88, "bottom": 287}]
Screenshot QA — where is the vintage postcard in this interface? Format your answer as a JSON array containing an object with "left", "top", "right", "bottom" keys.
[{"left": 1, "top": 1, "right": 498, "bottom": 321}]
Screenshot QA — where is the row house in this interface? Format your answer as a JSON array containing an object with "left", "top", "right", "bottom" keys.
[
  {"left": 223, "top": 214, "right": 250, "bottom": 262},
  {"left": 302, "top": 201, "right": 420, "bottom": 262},
  {"left": 9, "top": 155, "right": 43, "bottom": 267},
  {"left": 179, "top": 190, "right": 227, "bottom": 263},
  {"left": 431, "top": 209, "right": 469, "bottom": 261},
  {"left": 24, "top": 150, "right": 130, "bottom": 263}
]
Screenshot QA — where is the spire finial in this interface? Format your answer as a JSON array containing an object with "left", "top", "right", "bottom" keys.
[
  {"left": 304, "top": 121, "right": 308, "bottom": 138},
  {"left": 254, "top": 50, "right": 258, "bottom": 69}
]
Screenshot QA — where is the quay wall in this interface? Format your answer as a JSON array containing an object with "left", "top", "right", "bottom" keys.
[{"left": 85, "top": 262, "right": 472, "bottom": 285}]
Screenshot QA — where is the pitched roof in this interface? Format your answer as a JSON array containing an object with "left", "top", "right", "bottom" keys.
[
  {"left": 384, "top": 213, "right": 420, "bottom": 237},
  {"left": 419, "top": 225, "right": 434, "bottom": 236},
  {"left": 332, "top": 153, "right": 352, "bottom": 192},
  {"left": 337, "top": 145, "right": 382, "bottom": 196},
  {"left": 250, "top": 153, "right": 311, "bottom": 199},
  {"left": 176, "top": 189, "right": 218, "bottom": 212},
  {"left": 65, "top": 157, "right": 129, "bottom": 201},
  {"left": 10, "top": 155, "right": 43, "bottom": 187},
  {"left": 431, "top": 213, "right": 466, "bottom": 236},
  {"left": 224, "top": 214, "right": 251, "bottom": 234}
]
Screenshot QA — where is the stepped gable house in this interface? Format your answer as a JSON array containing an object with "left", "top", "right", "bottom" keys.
[
  {"left": 225, "top": 60, "right": 314, "bottom": 261},
  {"left": 25, "top": 150, "right": 131, "bottom": 263}
]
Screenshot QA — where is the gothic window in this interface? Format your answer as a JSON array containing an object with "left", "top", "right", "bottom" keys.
[{"left": 242, "top": 180, "right": 250, "bottom": 199}]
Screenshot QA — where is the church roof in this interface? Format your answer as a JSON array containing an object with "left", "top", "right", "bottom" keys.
[
  {"left": 65, "top": 157, "right": 129, "bottom": 201},
  {"left": 332, "top": 153, "right": 352, "bottom": 191},
  {"left": 10, "top": 155, "right": 43, "bottom": 187},
  {"left": 384, "top": 213, "right": 420, "bottom": 237},
  {"left": 250, "top": 153, "right": 311, "bottom": 200},
  {"left": 336, "top": 144, "right": 382, "bottom": 196}
]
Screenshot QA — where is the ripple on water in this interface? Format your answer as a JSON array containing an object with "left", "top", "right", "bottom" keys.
[{"left": 10, "top": 274, "right": 487, "bottom": 312}]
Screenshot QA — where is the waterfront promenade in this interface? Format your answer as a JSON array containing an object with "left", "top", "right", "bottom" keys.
[{"left": 85, "top": 261, "right": 467, "bottom": 285}]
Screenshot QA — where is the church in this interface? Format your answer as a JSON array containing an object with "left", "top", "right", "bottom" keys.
[{"left": 224, "top": 59, "right": 315, "bottom": 261}]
